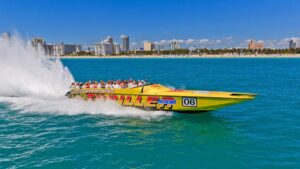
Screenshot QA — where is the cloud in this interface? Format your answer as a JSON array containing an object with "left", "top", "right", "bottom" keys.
[
  {"left": 135, "top": 36, "right": 300, "bottom": 49},
  {"left": 198, "top": 39, "right": 209, "bottom": 44},
  {"left": 152, "top": 37, "right": 237, "bottom": 48},
  {"left": 257, "top": 40, "right": 264, "bottom": 43},
  {"left": 261, "top": 37, "right": 300, "bottom": 48},
  {"left": 186, "top": 38, "right": 195, "bottom": 44}
]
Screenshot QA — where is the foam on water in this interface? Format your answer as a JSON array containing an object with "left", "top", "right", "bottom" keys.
[
  {"left": 0, "top": 35, "right": 171, "bottom": 119},
  {"left": 0, "top": 97, "right": 171, "bottom": 119}
]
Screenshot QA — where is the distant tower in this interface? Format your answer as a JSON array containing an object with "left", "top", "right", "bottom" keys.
[
  {"left": 1, "top": 32, "right": 11, "bottom": 40},
  {"left": 289, "top": 40, "right": 297, "bottom": 49},
  {"left": 31, "top": 38, "right": 45, "bottom": 47},
  {"left": 170, "top": 41, "right": 181, "bottom": 51},
  {"left": 144, "top": 41, "right": 155, "bottom": 51},
  {"left": 105, "top": 36, "right": 114, "bottom": 44},
  {"left": 121, "top": 35, "right": 129, "bottom": 52},
  {"left": 248, "top": 40, "right": 264, "bottom": 50},
  {"left": 114, "top": 43, "right": 121, "bottom": 54}
]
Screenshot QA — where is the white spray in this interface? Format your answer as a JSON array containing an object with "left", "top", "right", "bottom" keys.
[
  {"left": 0, "top": 34, "right": 171, "bottom": 119},
  {"left": 0, "top": 35, "right": 73, "bottom": 97}
]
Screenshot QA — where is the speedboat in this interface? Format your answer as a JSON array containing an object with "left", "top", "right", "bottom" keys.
[{"left": 65, "top": 84, "right": 255, "bottom": 112}]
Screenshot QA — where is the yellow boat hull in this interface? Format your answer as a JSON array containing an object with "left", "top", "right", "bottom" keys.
[{"left": 66, "top": 84, "right": 255, "bottom": 112}]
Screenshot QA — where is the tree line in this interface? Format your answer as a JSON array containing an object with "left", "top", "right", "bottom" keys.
[
  {"left": 71, "top": 48, "right": 300, "bottom": 56},
  {"left": 121, "top": 48, "right": 300, "bottom": 55}
]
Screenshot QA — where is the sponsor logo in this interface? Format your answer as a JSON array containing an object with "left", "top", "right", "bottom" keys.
[{"left": 157, "top": 97, "right": 176, "bottom": 105}]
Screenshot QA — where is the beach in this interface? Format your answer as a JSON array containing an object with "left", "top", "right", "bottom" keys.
[{"left": 59, "top": 54, "right": 300, "bottom": 59}]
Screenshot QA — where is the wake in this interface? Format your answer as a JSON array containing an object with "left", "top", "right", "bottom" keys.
[{"left": 0, "top": 34, "right": 171, "bottom": 119}]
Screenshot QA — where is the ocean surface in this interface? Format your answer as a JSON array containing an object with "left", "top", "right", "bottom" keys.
[{"left": 1, "top": 58, "right": 300, "bottom": 168}]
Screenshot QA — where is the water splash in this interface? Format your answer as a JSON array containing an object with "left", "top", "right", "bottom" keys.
[
  {"left": 0, "top": 34, "right": 172, "bottom": 119},
  {"left": 0, "top": 35, "right": 73, "bottom": 98}
]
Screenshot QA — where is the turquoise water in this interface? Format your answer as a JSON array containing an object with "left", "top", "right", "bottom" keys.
[{"left": 1, "top": 58, "right": 300, "bottom": 168}]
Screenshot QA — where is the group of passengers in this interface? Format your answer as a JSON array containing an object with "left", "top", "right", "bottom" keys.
[{"left": 70, "top": 79, "right": 148, "bottom": 89}]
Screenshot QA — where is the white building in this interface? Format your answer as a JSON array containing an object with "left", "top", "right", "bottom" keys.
[
  {"left": 121, "top": 35, "right": 129, "bottom": 52},
  {"left": 170, "top": 41, "right": 181, "bottom": 51},
  {"left": 94, "top": 43, "right": 102, "bottom": 55},
  {"left": 53, "top": 43, "right": 78, "bottom": 56},
  {"left": 94, "top": 42, "right": 113, "bottom": 55},
  {"left": 114, "top": 43, "right": 121, "bottom": 54},
  {"left": 94, "top": 36, "right": 118, "bottom": 55}
]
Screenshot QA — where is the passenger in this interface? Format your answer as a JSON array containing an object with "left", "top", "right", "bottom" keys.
[
  {"left": 70, "top": 82, "right": 75, "bottom": 89},
  {"left": 79, "top": 82, "right": 83, "bottom": 89},
  {"left": 141, "top": 80, "right": 145, "bottom": 86},
  {"left": 138, "top": 80, "right": 143, "bottom": 86},
  {"left": 128, "top": 80, "right": 133, "bottom": 88},
  {"left": 94, "top": 82, "right": 97, "bottom": 88},
  {"left": 132, "top": 81, "right": 137, "bottom": 88},
  {"left": 75, "top": 82, "right": 80, "bottom": 89},
  {"left": 100, "top": 81, "right": 105, "bottom": 88},
  {"left": 85, "top": 81, "right": 90, "bottom": 89},
  {"left": 116, "top": 82, "right": 121, "bottom": 88},
  {"left": 97, "top": 82, "right": 102, "bottom": 88},
  {"left": 112, "top": 82, "right": 117, "bottom": 88},
  {"left": 70, "top": 79, "right": 149, "bottom": 90},
  {"left": 105, "top": 83, "right": 109, "bottom": 89}
]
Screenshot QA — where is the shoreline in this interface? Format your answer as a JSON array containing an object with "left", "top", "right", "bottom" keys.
[{"left": 57, "top": 54, "right": 300, "bottom": 59}]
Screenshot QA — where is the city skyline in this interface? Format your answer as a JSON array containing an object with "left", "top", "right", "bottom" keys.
[
  {"left": 5, "top": 33, "right": 300, "bottom": 50},
  {"left": 2, "top": 31, "right": 299, "bottom": 53}
]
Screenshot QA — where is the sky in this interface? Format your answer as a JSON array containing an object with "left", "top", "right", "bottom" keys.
[{"left": 1, "top": 0, "right": 300, "bottom": 48}]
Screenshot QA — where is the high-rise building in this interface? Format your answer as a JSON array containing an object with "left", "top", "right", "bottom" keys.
[
  {"left": 95, "top": 36, "right": 128, "bottom": 55},
  {"left": 144, "top": 41, "right": 155, "bottom": 51},
  {"left": 114, "top": 43, "right": 121, "bottom": 55},
  {"left": 31, "top": 38, "right": 45, "bottom": 46},
  {"left": 289, "top": 40, "right": 297, "bottom": 49},
  {"left": 94, "top": 43, "right": 101, "bottom": 55},
  {"left": 104, "top": 36, "right": 114, "bottom": 55},
  {"left": 94, "top": 36, "right": 115, "bottom": 55},
  {"left": 121, "top": 35, "right": 129, "bottom": 52},
  {"left": 248, "top": 40, "right": 264, "bottom": 50},
  {"left": 1, "top": 32, "right": 11, "bottom": 40},
  {"left": 170, "top": 41, "right": 181, "bottom": 50},
  {"left": 31, "top": 38, "right": 54, "bottom": 55},
  {"left": 94, "top": 42, "right": 107, "bottom": 55},
  {"left": 53, "top": 42, "right": 78, "bottom": 56}
]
